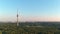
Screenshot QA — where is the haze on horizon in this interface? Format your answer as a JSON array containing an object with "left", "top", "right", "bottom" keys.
[{"left": 0, "top": 0, "right": 60, "bottom": 22}]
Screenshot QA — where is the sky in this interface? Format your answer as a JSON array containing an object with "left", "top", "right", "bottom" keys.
[{"left": 0, "top": 0, "right": 60, "bottom": 22}]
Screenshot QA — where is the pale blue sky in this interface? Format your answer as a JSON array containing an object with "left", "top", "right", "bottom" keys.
[{"left": 0, "top": 0, "right": 60, "bottom": 22}]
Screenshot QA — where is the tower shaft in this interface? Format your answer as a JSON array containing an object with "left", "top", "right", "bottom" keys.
[{"left": 17, "top": 9, "right": 19, "bottom": 26}]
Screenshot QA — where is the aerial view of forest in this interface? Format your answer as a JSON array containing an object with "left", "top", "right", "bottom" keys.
[
  {"left": 0, "top": 0, "right": 60, "bottom": 34},
  {"left": 0, "top": 22, "right": 60, "bottom": 34}
]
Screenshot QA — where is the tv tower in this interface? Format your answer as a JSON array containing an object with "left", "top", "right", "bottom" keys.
[{"left": 17, "top": 9, "right": 19, "bottom": 26}]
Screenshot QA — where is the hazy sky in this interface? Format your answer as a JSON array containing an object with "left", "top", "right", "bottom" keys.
[{"left": 0, "top": 0, "right": 60, "bottom": 22}]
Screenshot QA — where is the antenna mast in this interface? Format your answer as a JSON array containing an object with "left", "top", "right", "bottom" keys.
[{"left": 17, "top": 9, "right": 19, "bottom": 26}]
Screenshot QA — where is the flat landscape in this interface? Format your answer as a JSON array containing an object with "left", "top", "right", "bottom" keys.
[{"left": 0, "top": 22, "right": 60, "bottom": 34}]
